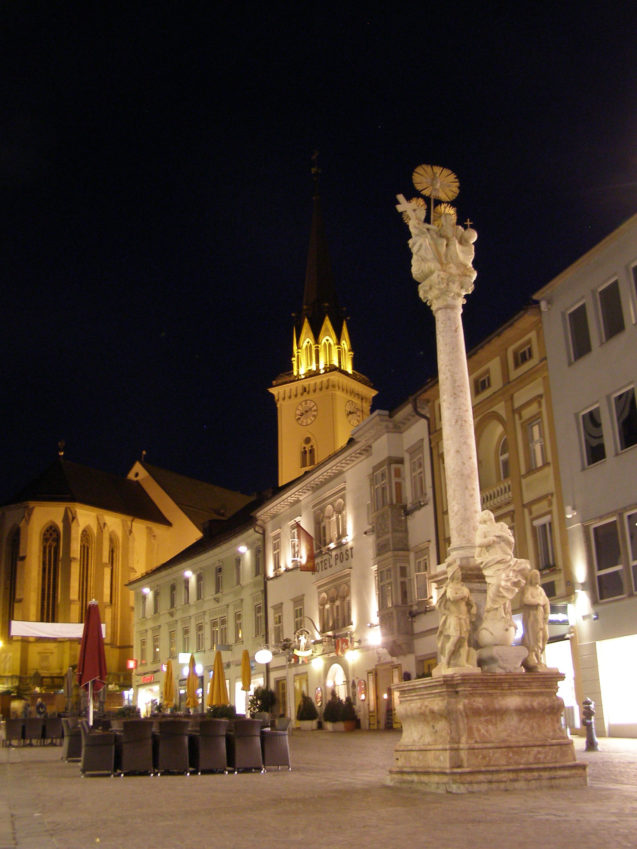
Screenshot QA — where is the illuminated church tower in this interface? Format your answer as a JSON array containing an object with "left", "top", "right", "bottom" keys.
[{"left": 270, "top": 171, "right": 376, "bottom": 486}]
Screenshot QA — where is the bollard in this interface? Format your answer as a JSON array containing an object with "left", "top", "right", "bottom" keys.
[{"left": 582, "top": 697, "right": 599, "bottom": 751}]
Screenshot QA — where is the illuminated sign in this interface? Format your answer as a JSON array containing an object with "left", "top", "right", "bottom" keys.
[
  {"left": 126, "top": 658, "right": 138, "bottom": 670},
  {"left": 141, "top": 674, "right": 154, "bottom": 684},
  {"left": 314, "top": 545, "right": 354, "bottom": 577}
]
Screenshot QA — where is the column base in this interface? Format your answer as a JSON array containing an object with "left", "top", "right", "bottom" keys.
[{"left": 388, "top": 671, "right": 587, "bottom": 793}]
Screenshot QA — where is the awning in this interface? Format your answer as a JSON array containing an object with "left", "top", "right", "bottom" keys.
[{"left": 10, "top": 620, "right": 106, "bottom": 639}]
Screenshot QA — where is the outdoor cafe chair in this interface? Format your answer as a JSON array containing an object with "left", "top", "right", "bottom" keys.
[
  {"left": 80, "top": 721, "right": 116, "bottom": 776},
  {"left": 4, "top": 718, "right": 24, "bottom": 747},
  {"left": 24, "top": 717, "right": 44, "bottom": 746},
  {"left": 228, "top": 718, "right": 264, "bottom": 773},
  {"left": 261, "top": 724, "right": 291, "bottom": 771},
  {"left": 153, "top": 718, "right": 190, "bottom": 775},
  {"left": 115, "top": 719, "right": 154, "bottom": 776},
  {"left": 44, "top": 716, "right": 63, "bottom": 745},
  {"left": 61, "top": 718, "right": 82, "bottom": 761},
  {"left": 189, "top": 718, "right": 229, "bottom": 774}
]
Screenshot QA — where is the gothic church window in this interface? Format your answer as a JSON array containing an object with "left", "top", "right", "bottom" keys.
[
  {"left": 40, "top": 524, "right": 60, "bottom": 622},
  {"left": 7, "top": 527, "right": 19, "bottom": 628},
  {"left": 79, "top": 529, "right": 92, "bottom": 618}
]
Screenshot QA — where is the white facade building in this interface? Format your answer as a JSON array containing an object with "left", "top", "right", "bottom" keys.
[
  {"left": 254, "top": 399, "right": 439, "bottom": 730},
  {"left": 535, "top": 214, "right": 637, "bottom": 736}
]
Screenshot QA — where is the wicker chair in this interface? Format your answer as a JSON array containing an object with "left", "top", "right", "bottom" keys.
[
  {"left": 80, "top": 722, "right": 115, "bottom": 776},
  {"left": 44, "top": 716, "right": 63, "bottom": 745},
  {"left": 61, "top": 718, "right": 82, "bottom": 761},
  {"left": 115, "top": 719, "right": 154, "bottom": 776},
  {"left": 153, "top": 719, "right": 190, "bottom": 775},
  {"left": 228, "top": 719, "right": 264, "bottom": 773},
  {"left": 189, "top": 718, "right": 229, "bottom": 774},
  {"left": 261, "top": 725, "right": 291, "bottom": 771},
  {"left": 4, "top": 718, "right": 24, "bottom": 747},
  {"left": 24, "top": 717, "right": 44, "bottom": 746}
]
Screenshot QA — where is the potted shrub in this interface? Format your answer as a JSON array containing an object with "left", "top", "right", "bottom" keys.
[
  {"left": 248, "top": 686, "right": 276, "bottom": 720},
  {"left": 322, "top": 691, "right": 344, "bottom": 731},
  {"left": 341, "top": 697, "right": 357, "bottom": 732},
  {"left": 206, "top": 703, "right": 237, "bottom": 720},
  {"left": 296, "top": 692, "right": 319, "bottom": 730}
]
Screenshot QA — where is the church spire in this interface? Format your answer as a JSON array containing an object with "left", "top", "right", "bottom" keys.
[{"left": 300, "top": 152, "right": 342, "bottom": 338}]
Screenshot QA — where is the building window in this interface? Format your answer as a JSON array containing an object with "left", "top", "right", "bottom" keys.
[
  {"left": 182, "top": 626, "right": 190, "bottom": 653},
  {"left": 40, "top": 525, "right": 60, "bottom": 623},
  {"left": 474, "top": 371, "right": 491, "bottom": 395},
  {"left": 533, "top": 516, "right": 555, "bottom": 571},
  {"left": 598, "top": 278, "right": 624, "bottom": 341},
  {"left": 169, "top": 629, "right": 176, "bottom": 658},
  {"left": 626, "top": 511, "right": 637, "bottom": 592},
  {"left": 314, "top": 492, "right": 347, "bottom": 549},
  {"left": 527, "top": 417, "right": 546, "bottom": 470},
  {"left": 293, "top": 599, "right": 304, "bottom": 633},
  {"left": 409, "top": 444, "right": 426, "bottom": 502},
  {"left": 196, "top": 620, "right": 204, "bottom": 652},
  {"left": 378, "top": 567, "right": 393, "bottom": 611},
  {"left": 372, "top": 468, "right": 388, "bottom": 511},
  {"left": 513, "top": 341, "right": 533, "bottom": 368},
  {"left": 580, "top": 405, "right": 606, "bottom": 466},
  {"left": 254, "top": 602, "right": 263, "bottom": 637},
  {"left": 498, "top": 436, "right": 510, "bottom": 480},
  {"left": 169, "top": 582, "right": 176, "bottom": 609},
  {"left": 7, "top": 528, "right": 19, "bottom": 627},
  {"left": 218, "top": 616, "right": 227, "bottom": 645},
  {"left": 78, "top": 529, "right": 91, "bottom": 618},
  {"left": 215, "top": 564, "right": 223, "bottom": 594},
  {"left": 301, "top": 436, "right": 316, "bottom": 468},
  {"left": 318, "top": 580, "right": 351, "bottom": 631},
  {"left": 272, "top": 532, "right": 281, "bottom": 573},
  {"left": 290, "top": 523, "right": 300, "bottom": 563},
  {"left": 152, "top": 632, "right": 160, "bottom": 662},
  {"left": 392, "top": 465, "right": 404, "bottom": 504},
  {"left": 567, "top": 302, "right": 592, "bottom": 361},
  {"left": 272, "top": 606, "right": 283, "bottom": 645},
  {"left": 414, "top": 547, "right": 431, "bottom": 601},
  {"left": 254, "top": 548, "right": 262, "bottom": 577},
  {"left": 210, "top": 619, "right": 219, "bottom": 650},
  {"left": 399, "top": 563, "right": 410, "bottom": 605},
  {"left": 613, "top": 387, "right": 637, "bottom": 452},
  {"left": 153, "top": 589, "right": 160, "bottom": 615},
  {"left": 592, "top": 518, "right": 625, "bottom": 600},
  {"left": 234, "top": 609, "right": 243, "bottom": 642},
  {"left": 234, "top": 557, "right": 242, "bottom": 586},
  {"left": 107, "top": 534, "right": 118, "bottom": 605},
  {"left": 196, "top": 572, "right": 204, "bottom": 601},
  {"left": 140, "top": 637, "right": 147, "bottom": 665},
  {"left": 183, "top": 577, "right": 190, "bottom": 605},
  {"left": 141, "top": 592, "right": 147, "bottom": 619}
]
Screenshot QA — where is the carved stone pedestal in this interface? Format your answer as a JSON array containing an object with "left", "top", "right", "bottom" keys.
[{"left": 389, "top": 672, "right": 587, "bottom": 792}]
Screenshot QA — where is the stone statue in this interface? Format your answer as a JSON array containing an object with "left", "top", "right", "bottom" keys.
[
  {"left": 396, "top": 195, "right": 477, "bottom": 308},
  {"left": 475, "top": 510, "right": 530, "bottom": 647},
  {"left": 521, "top": 569, "right": 550, "bottom": 671},
  {"left": 433, "top": 560, "right": 477, "bottom": 676}
]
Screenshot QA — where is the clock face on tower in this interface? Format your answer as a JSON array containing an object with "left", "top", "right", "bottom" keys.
[
  {"left": 295, "top": 399, "right": 318, "bottom": 426},
  {"left": 345, "top": 400, "right": 362, "bottom": 426}
]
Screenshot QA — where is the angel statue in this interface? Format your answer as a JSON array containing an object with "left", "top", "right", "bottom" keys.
[
  {"left": 433, "top": 559, "right": 477, "bottom": 676},
  {"left": 475, "top": 510, "right": 530, "bottom": 647},
  {"left": 521, "top": 570, "right": 550, "bottom": 671}
]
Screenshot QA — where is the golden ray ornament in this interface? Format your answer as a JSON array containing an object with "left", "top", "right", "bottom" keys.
[{"left": 412, "top": 164, "right": 460, "bottom": 223}]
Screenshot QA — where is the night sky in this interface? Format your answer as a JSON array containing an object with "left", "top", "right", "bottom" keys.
[{"left": 1, "top": 4, "right": 635, "bottom": 503}]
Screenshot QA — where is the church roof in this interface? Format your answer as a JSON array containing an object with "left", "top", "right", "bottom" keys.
[
  {"left": 136, "top": 462, "right": 253, "bottom": 529},
  {"left": 4, "top": 458, "right": 171, "bottom": 525},
  {"left": 296, "top": 190, "right": 344, "bottom": 338}
]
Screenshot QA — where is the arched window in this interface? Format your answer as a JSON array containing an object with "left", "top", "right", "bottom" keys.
[
  {"left": 498, "top": 436, "right": 510, "bottom": 480},
  {"left": 321, "top": 337, "right": 334, "bottom": 369},
  {"left": 78, "top": 529, "right": 92, "bottom": 618},
  {"left": 40, "top": 525, "right": 60, "bottom": 622},
  {"left": 303, "top": 339, "right": 314, "bottom": 372},
  {"left": 7, "top": 527, "right": 19, "bottom": 628},
  {"left": 108, "top": 534, "right": 119, "bottom": 605},
  {"left": 300, "top": 436, "right": 316, "bottom": 469}
]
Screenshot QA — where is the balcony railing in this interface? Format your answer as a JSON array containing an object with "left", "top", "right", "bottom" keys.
[{"left": 480, "top": 479, "right": 512, "bottom": 511}]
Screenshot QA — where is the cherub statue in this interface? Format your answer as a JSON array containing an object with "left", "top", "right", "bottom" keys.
[
  {"left": 433, "top": 559, "right": 477, "bottom": 675},
  {"left": 475, "top": 510, "right": 530, "bottom": 646},
  {"left": 521, "top": 570, "right": 550, "bottom": 671}
]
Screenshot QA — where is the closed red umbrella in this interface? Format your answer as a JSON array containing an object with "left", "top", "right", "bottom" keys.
[{"left": 77, "top": 600, "right": 107, "bottom": 726}]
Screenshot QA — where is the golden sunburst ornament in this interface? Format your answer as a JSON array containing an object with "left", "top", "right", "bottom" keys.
[{"left": 412, "top": 164, "right": 460, "bottom": 201}]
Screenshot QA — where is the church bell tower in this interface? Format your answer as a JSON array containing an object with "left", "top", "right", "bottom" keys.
[{"left": 269, "top": 167, "right": 376, "bottom": 486}]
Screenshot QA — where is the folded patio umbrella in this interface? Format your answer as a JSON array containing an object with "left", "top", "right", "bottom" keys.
[
  {"left": 241, "top": 649, "right": 251, "bottom": 692},
  {"left": 211, "top": 650, "right": 229, "bottom": 706},
  {"left": 77, "top": 600, "right": 107, "bottom": 727},
  {"left": 163, "top": 659, "right": 175, "bottom": 709},
  {"left": 185, "top": 654, "right": 199, "bottom": 711}
]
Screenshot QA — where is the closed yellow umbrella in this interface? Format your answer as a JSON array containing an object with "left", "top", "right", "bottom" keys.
[
  {"left": 206, "top": 671, "right": 215, "bottom": 708},
  {"left": 185, "top": 654, "right": 199, "bottom": 711},
  {"left": 162, "top": 659, "right": 175, "bottom": 709},
  {"left": 211, "top": 650, "right": 229, "bottom": 706},
  {"left": 241, "top": 649, "right": 251, "bottom": 692}
]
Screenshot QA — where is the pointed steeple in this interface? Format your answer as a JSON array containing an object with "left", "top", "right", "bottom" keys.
[{"left": 299, "top": 154, "right": 342, "bottom": 338}]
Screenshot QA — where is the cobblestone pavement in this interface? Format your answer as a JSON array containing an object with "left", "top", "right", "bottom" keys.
[{"left": 2, "top": 731, "right": 636, "bottom": 849}]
